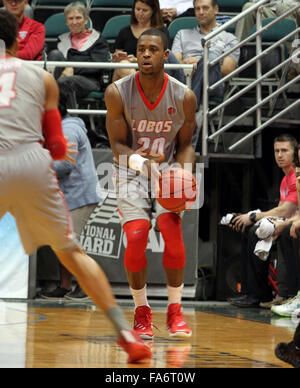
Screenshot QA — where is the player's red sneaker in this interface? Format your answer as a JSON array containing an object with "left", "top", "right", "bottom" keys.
[
  {"left": 133, "top": 305, "right": 154, "bottom": 340},
  {"left": 117, "top": 329, "right": 152, "bottom": 363},
  {"left": 167, "top": 303, "right": 192, "bottom": 337}
]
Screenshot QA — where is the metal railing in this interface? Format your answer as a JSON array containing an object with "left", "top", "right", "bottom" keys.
[
  {"left": 29, "top": 60, "right": 193, "bottom": 116},
  {"left": 201, "top": 0, "right": 300, "bottom": 157}
]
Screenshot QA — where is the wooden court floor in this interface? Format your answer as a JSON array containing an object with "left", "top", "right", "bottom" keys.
[{"left": 0, "top": 299, "right": 296, "bottom": 368}]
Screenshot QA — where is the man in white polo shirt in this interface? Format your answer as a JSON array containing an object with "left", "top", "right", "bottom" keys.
[{"left": 159, "top": 0, "right": 194, "bottom": 25}]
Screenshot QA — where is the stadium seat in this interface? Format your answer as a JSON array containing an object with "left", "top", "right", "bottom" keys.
[
  {"left": 32, "top": 0, "right": 88, "bottom": 24},
  {"left": 90, "top": 0, "right": 133, "bottom": 5},
  {"left": 217, "top": 0, "right": 248, "bottom": 14},
  {"left": 101, "top": 14, "right": 131, "bottom": 47},
  {"left": 248, "top": 17, "right": 296, "bottom": 44},
  {"left": 168, "top": 17, "right": 198, "bottom": 42},
  {"left": 90, "top": 0, "right": 133, "bottom": 32}
]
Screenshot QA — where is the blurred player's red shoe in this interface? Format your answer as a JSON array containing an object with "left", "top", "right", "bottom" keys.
[
  {"left": 117, "top": 329, "right": 152, "bottom": 363},
  {"left": 133, "top": 305, "right": 154, "bottom": 340},
  {"left": 167, "top": 303, "right": 192, "bottom": 337}
]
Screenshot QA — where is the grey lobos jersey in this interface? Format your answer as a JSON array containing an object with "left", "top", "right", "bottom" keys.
[
  {"left": 115, "top": 72, "right": 188, "bottom": 166},
  {"left": 0, "top": 57, "right": 45, "bottom": 151}
]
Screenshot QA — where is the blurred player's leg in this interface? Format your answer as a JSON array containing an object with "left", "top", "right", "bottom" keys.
[{"left": 54, "top": 246, "right": 152, "bottom": 363}]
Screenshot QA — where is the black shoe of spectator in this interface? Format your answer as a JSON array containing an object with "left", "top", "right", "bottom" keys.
[
  {"left": 64, "top": 285, "right": 90, "bottom": 300},
  {"left": 40, "top": 286, "right": 70, "bottom": 299},
  {"left": 229, "top": 295, "right": 260, "bottom": 307},
  {"left": 228, "top": 294, "right": 248, "bottom": 303},
  {"left": 275, "top": 341, "right": 300, "bottom": 368}
]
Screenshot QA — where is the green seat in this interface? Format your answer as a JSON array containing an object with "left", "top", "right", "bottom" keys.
[
  {"left": 90, "top": 0, "right": 133, "bottom": 6},
  {"left": 85, "top": 91, "right": 105, "bottom": 100},
  {"left": 32, "top": 0, "right": 88, "bottom": 23},
  {"left": 217, "top": 0, "right": 248, "bottom": 13},
  {"left": 33, "top": 0, "right": 87, "bottom": 5},
  {"left": 249, "top": 17, "right": 296, "bottom": 43},
  {"left": 101, "top": 14, "right": 131, "bottom": 44},
  {"left": 168, "top": 17, "right": 198, "bottom": 42}
]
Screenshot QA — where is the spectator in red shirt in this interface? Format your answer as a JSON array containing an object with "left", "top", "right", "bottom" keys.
[
  {"left": 3, "top": 0, "right": 45, "bottom": 60},
  {"left": 228, "top": 134, "right": 299, "bottom": 308}
]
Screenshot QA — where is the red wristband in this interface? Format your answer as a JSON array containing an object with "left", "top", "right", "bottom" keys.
[{"left": 42, "top": 109, "right": 67, "bottom": 160}]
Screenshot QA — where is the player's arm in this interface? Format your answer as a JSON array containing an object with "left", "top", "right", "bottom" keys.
[
  {"left": 105, "top": 83, "right": 135, "bottom": 161},
  {"left": 105, "top": 83, "right": 161, "bottom": 182},
  {"left": 175, "top": 89, "right": 197, "bottom": 167}
]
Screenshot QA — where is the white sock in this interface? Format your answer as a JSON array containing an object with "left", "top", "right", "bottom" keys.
[
  {"left": 130, "top": 285, "right": 149, "bottom": 309},
  {"left": 167, "top": 284, "right": 184, "bottom": 305}
]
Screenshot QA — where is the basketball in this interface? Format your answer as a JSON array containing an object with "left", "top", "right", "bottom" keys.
[{"left": 157, "top": 167, "right": 199, "bottom": 212}]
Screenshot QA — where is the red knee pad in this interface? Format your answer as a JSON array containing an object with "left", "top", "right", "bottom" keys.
[
  {"left": 123, "top": 219, "right": 150, "bottom": 272},
  {"left": 158, "top": 213, "right": 186, "bottom": 270}
]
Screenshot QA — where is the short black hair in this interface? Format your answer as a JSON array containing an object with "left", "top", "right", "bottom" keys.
[
  {"left": 139, "top": 29, "right": 168, "bottom": 50},
  {"left": 274, "top": 134, "right": 298, "bottom": 150},
  {"left": 58, "top": 88, "right": 68, "bottom": 118},
  {"left": 0, "top": 10, "right": 18, "bottom": 51},
  {"left": 193, "top": 0, "right": 218, "bottom": 7}
]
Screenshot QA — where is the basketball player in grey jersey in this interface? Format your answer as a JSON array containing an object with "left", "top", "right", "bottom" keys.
[
  {"left": 0, "top": 9, "right": 151, "bottom": 364},
  {"left": 105, "top": 29, "right": 197, "bottom": 339}
]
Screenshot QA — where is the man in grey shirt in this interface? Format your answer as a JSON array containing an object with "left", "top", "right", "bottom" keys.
[
  {"left": 235, "top": 0, "right": 300, "bottom": 42},
  {"left": 172, "top": 0, "right": 240, "bottom": 109}
]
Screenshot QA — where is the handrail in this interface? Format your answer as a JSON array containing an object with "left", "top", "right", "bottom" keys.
[
  {"left": 209, "top": 73, "right": 300, "bottom": 140},
  {"left": 28, "top": 60, "right": 194, "bottom": 90},
  {"left": 208, "top": 25, "right": 300, "bottom": 92},
  {"left": 209, "top": 53, "right": 297, "bottom": 118},
  {"left": 229, "top": 98, "right": 300, "bottom": 151},
  {"left": 201, "top": 1, "right": 300, "bottom": 157}
]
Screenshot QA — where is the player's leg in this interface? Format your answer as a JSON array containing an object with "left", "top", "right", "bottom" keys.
[
  {"left": 123, "top": 218, "right": 155, "bottom": 340},
  {"left": 54, "top": 246, "right": 151, "bottom": 363},
  {"left": 157, "top": 211, "right": 192, "bottom": 337}
]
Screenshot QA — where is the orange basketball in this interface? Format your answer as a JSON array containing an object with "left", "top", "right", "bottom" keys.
[{"left": 157, "top": 167, "right": 198, "bottom": 212}]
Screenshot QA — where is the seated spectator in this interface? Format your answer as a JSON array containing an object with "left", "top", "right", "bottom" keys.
[
  {"left": 3, "top": 0, "right": 45, "bottom": 60},
  {"left": 275, "top": 144, "right": 300, "bottom": 369},
  {"left": 229, "top": 134, "right": 299, "bottom": 308},
  {"left": 112, "top": 0, "right": 185, "bottom": 83},
  {"left": 40, "top": 88, "right": 102, "bottom": 300},
  {"left": 47, "top": 1, "right": 110, "bottom": 108},
  {"left": 172, "top": 0, "right": 239, "bottom": 106},
  {"left": 235, "top": 0, "right": 300, "bottom": 42},
  {"left": 159, "top": 0, "right": 194, "bottom": 26}
]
